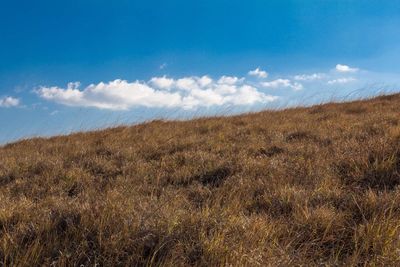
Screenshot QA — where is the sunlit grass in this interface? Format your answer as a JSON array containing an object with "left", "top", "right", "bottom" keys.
[{"left": 1, "top": 94, "right": 400, "bottom": 266}]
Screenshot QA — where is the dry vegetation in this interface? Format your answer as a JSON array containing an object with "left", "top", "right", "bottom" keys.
[{"left": 1, "top": 94, "right": 400, "bottom": 266}]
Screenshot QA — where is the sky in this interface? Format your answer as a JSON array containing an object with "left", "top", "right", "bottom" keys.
[{"left": 1, "top": 0, "right": 400, "bottom": 143}]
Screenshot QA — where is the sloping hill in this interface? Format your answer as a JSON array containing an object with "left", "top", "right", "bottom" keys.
[{"left": 1, "top": 94, "right": 400, "bottom": 266}]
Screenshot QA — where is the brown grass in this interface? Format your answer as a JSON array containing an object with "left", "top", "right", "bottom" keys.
[{"left": 1, "top": 94, "right": 400, "bottom": 266}]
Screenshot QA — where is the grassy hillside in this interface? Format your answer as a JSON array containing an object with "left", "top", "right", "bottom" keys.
[{"left": 1, "top": 94, "right": 400, "bottom": 266}]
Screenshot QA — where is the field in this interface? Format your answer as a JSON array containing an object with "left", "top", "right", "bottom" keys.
[{"left": 1, "top": 94, "right": 400, "bottom": 266}]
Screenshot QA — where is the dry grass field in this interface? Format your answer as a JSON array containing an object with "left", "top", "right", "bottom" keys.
[{"left": 1, "top": 94, "right": 400, "bottom": 266}]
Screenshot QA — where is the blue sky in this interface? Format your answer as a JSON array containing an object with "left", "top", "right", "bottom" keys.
[{"left": 1, "top": 0, "right": 400, "bottom": 143}]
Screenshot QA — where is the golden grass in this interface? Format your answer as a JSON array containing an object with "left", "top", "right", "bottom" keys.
[{"left": 1, "top": 94, "right": 400, "bottom": 266}]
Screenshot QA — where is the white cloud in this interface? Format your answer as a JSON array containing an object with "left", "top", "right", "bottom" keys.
[
  {"left": 37, "top": 76, "right": 278, "bottom": 110},
  {"left": 248, "top": 67, "right": 268, "bottom": 78},
  {"left": 261, "top": 79, "right": 290, "bottom": 88},
  {"left": 175, "top": 77, "right": 199, "bottom": 91},
  {"left": 217, "top": 76, "right": 244, "bottom": 85},
  {"left": 335, "top": 64, "right": 359, "bottom": 73},
  {"left": 149, "top": 76, "right": 174, "bottom": 89},
  {"left": 327, "top": 77, "right": 357, "bottom": 85},
  {"left": 198, "top": 75, "right": 213, "bottom": 87},
  {"left": 0, "top": 96, "right": 20, "bottom": 108},
  {"left": 261, "top": 79, "right": 303, "bottom": 91},
  {"left": 38, "top": 80, "right": 182, "bottom": 110},
  {"left": 294, "top": 73, "right": 326, "bottom": 81}
]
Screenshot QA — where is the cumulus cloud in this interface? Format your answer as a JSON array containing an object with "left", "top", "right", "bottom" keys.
[
  {"left": 335, "top": 64, "right": 359, "bottom": 73},
  {"left": 149, "top": 76, "right": 174, "bottom": 89},
  {"left": 327, "top": 77, "right": 357, "bottom": 85},
  {"left": 217, "top": 76, "right": 244, "bottom": 85},
  {"left": 261, "top": 79, "right": 303, "bottom": 91},
  {"left": 37, "top": 76, "right": 278, "bottom": 110},
  {"left": 0, "top": 96, "right": 20, "bottom": 108},
  {"left": 294, "top": 73, "right": 326, "bottom": 81},
  {"left": 248, "top": 68, "right": 268, "bottom": 78}
]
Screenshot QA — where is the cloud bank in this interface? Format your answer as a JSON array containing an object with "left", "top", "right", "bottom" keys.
[
  {"left": 37, "top": 76, "right": 278, "bottom": 110},
  {"left": 36, "top": 64, "right": 368, "bottom": 111}
]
